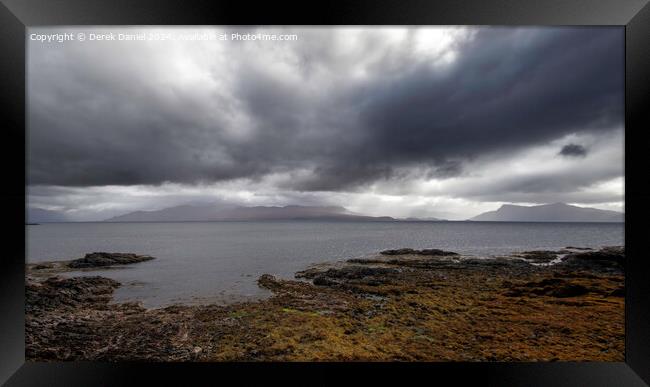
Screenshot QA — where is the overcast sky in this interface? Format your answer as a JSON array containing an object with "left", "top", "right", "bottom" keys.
[{"left": 27, "top": 26, "right": 624, "bottom": 221}]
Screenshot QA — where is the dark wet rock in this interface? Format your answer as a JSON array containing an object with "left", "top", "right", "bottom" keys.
[
  {"left": 296, "top": 266, "right": 401, "bottom": 289},
  {"left": 419, "top": 249, "right": 460, "bottom": 256},
  {"left": 257, "top": 274, "right": 281, "bottom": 290},
  {"left": 461, "top": 258, "right": 530, "bottom": 268},
  {"left": 347, "top": 255, "right": 535, "bottom": 276},
  {"left": 515, "top": 251, "right": 562, "bottom": 263},
  {"left": 298, "top": 266, "right": 398, "bottom": 280},
  {"left": 313, "top": 276, "right": 339, "bottom": 287},
  {"left": 427, "top": 257, "right": 532, "bottom": 272},
  {"left": 347, "top": 258, "right": 384, "bottom": 264},
  {"left": 565, "top": 246, "right": 593, "bottom": 251},
  {"left": 323, "top": 266, "right": 398, "bottom": 279},
  {"left": 380, "top": 248, "right": 459, "bottom": 256},
  {"left": 26, "top": 276, "right": 120, "bottom": 314},
  {"left": 67, "top": 252, "right": 155, "bottom": 268},
  {"left": 380, "top": 248, "right": 417, "bottom": 255},
  {"left": 348, "top": 256, "right": 459, "bottom": 267},
  {"left": 561, "top": 246, "right": 624, "bottom": 273},
  {"left": 32, "top": 263, "right": 54, "bottom": 270}
]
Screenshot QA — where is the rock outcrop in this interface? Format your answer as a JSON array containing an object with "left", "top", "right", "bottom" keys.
[
  {"left": 26, "top": 276, "right": 120, "bottom": 315},
  {"left": 379, "top": 248, "right": 459, "bottom": 256},
  {"left": 67, "top": 252, "right": 155, "bottom": 268},
  {"left": 561, "top": 246, "right": 624, "bottom": 273}
]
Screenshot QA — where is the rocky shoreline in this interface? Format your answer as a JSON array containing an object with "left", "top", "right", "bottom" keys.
[
  {"left": 26, "top": 247, "right": 624, "bottom": 361},
  {"left": 28, "top": 252, "right": 155, "bottom": 275}
]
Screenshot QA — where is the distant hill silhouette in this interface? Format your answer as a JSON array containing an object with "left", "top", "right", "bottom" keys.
[
  {"left": 104, "top": 204, "right": 395, "bottom": 222},
  {"left": 469, "top": 203, "right": 623, "bottom": 222}
]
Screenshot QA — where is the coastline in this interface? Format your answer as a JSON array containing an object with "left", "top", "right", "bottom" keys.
[{"left": 25, "top": 247, "right": 624, "bottom": 361}]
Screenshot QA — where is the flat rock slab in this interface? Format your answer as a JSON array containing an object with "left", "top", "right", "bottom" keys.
[{"left": 67, "top": 252, "right": 155, "bottom": 268}]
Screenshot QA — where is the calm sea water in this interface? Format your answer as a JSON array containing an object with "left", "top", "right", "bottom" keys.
[{"left": 27, "top": 221, "right": 624, "bottom": 308}]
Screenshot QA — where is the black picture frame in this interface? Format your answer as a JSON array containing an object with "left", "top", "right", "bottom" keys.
[{"left": 1, "top": 0, "right": 649, "bottom": 385}]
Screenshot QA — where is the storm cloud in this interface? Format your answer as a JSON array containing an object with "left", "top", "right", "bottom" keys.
[
  {"left": 27, "top": 26, "right": 624, "bottom": 220},
  {"left": 559, "top": 144, "right": 588, "bottom": 157}
]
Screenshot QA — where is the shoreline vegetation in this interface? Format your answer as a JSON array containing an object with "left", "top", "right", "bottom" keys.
[{"left": 26, "top": 247, "right": 624, "bottom": 361}]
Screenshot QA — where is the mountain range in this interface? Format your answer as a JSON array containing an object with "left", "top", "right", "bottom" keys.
[
  {"left": 469, "top": 203, "right": 623, "bottom": 222},
  {"left": 26, "top": 202, "right": 623, "bottom": 223},
  {"left": 104, "top": 204, "right": 395, "bottom": 222}
]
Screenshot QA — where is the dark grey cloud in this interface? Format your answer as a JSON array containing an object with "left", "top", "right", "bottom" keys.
[
  {"left": 559, "top": 144, "right": 588, "bottom": 157},
  {"left": 337, "top": 28, "right": 623, "bottom": 188},
  {"left": 28, "top": 27, "right": 623, "bottom": 198}
]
